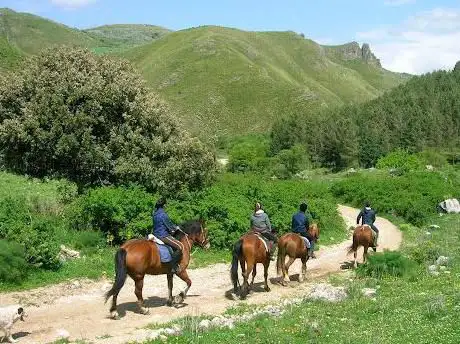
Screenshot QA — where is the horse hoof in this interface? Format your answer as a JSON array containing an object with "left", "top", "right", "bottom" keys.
[
  {"left": 264, "top": 286, "right": 271, "bottom": 292},
  {"left": 230, "top": 293, "right": 238, "bottom": 301},
  {"left": 167, "top": 300, "right": 174, "bottom": 307},
  {"left": 174, "top": 295, "right": 184, "bottom": 304},
  {"left": 140, "top": 307, "right": 150, "bottom": 315},
  {"left": 110, "top": 311, "right": 120, "bottom": 320}
]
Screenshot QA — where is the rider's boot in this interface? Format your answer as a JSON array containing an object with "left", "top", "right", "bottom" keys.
[{"left": 170, "top": 250, "right": 183, "bottom": 274}]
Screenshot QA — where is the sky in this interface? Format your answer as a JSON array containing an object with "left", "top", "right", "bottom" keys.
[{"left": 2, "top": 0, "right": 460, "bottom": 75}]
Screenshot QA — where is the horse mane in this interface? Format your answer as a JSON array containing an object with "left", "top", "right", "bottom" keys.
[{"left": 174, "top": 219, "right": 203, "bottom": 239}]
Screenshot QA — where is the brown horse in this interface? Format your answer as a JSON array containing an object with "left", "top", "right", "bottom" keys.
[
  {"left": 276, "top": 224, "right": 320, "bottom": 286},
  {"left": 105, "top": 219, "right": 209, "bottom": 319},
  {"left": 347, "top": 224, "right": 374, "bottom": 268},
  {"left": 230, "top": 232, "right": 274, "bottom": 299}
]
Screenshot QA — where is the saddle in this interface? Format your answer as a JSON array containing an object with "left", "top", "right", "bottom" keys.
[
  {"left": 249, "top": 231, "right": 272, "bottom": 252},
  {"left": 147, "top": 234, "right": 174, "bottom": 263}
]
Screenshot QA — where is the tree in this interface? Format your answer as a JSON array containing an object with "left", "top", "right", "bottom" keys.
[{"left": 0, "top": 47, "right": 215, "bottom": 194}]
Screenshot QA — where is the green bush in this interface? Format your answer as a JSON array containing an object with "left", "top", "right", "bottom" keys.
[
  {"left": 376, "top": 149, "right": 422, "bottom": 173},
  {"left": 0, "top": 240, "right": 28, "bottom": 283},
  {"left": 227, "top": 135, "right": 270, "bottom": 173},
  {"left": 416, "top": 149, "right": 448, "bottom": 168},
  {"left": 331, "top": 171, "right": 459, "bottom": 226},
  {"left": 68, "top": 173, "right": 346, "bottom": 249},
  {"left": 0, "top": 47, "right": 215, "bottom": 194},
  {"left": 67, "top": 186, "right": 156, "bottom": 243},
  {"left": 356, "top": 251, "right": 416, "bottom": 279},
  {"left": 0, "top": 197, "right": 61, "bottom": 270}
]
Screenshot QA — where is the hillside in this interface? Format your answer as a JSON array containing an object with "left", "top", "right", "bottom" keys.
[
  {"left": 84, "top": 24, "right": 170, "bottom": 52},
  {"left": 0, "top": 8, "right": 169, "bottom": 69},
  {"left": 0, "top": 9, "right": 409, "bottom": 137},
  {"left": 122, "top": 26, "right": 408, "bottom": 137},
  {"left": 271, "top": 68, "right": 460, "bottom": 169}
]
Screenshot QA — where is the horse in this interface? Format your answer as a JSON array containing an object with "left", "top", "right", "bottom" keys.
[
  {"left": 276, "top": 223, "right": 320, "bottom": 286},
  {"left": 347, "top": 224, "right": 374, "bottom": 268},
  {"left": 230, "top": 231, "right": 275, "bottom": 299},
  {"left": 104, "top": 219, "right": 210, "bottom": 319}
]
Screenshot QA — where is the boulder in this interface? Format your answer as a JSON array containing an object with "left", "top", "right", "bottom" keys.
[
  {"left": 436, "top": 256, "right": 449, "bottom": 266},
  {"left": 58, "top": 245, "right": 81, "bottom": 262},
  {"left": 308, "top": 283, "right": 347, "bottom": 302},
  {"left": 438, "top": 199, "right": 460, "bottom": 214}
]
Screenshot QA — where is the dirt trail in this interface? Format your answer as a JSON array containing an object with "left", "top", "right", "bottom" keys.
[{"left": 0, "top": 205, "right": 402, "bottom": 344}]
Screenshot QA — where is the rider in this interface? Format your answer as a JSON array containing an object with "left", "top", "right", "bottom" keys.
[
  {"left": 292, "top": 202, "right": 316, "bottom": 258},
  {"left": 151, "top": 197, "right": 184, "bottom": 274},
  {"left": 250, "top": 202, "right": 277, "bottom": 260},
  {"left": 357, "top": 200, "right": 378, "bottom": 251}
]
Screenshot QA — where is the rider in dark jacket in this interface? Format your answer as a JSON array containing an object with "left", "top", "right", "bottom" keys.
[
  {"left": 152, "top": 198, "right": 183, "bottom": 274},
  {"left": 356, "top": 201, "right": 378, "bottom": 249},
  {"left": 292, "top": 202, "right": 316, "bottom": 258}
]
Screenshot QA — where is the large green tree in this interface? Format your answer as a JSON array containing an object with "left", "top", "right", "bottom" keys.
[{"left": 0, "top": 47, "right": 215, "bottom": 194}]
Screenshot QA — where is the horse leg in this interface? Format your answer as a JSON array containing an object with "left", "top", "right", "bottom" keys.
[
  {"left": 241, "top": 261, "right": 253, "bottom": 299},
  {"left": 284, "top": 257, "right": 296, "bottom": 282},
  {"left": 175, "top": 269, "right": 192, "bottom": 304},
  {"left": 134, "top": 276, "right": 149, "bottom": 315},
  {"left": 353, "top": 249, "right": 358, "bottom": 268},
  {"left": 166, "top": 273, "right": 174, "bottom": 306},
  {"left": 250, "top": 265, "right": 257, "bottom": 290},
  {"left": 263, "top": 261, "right": 270, "bottom": 292},
  {"left": 363, "top": 246, "right": 369, "bottom": 264},
  {"left": 299, "top": 256, "right": 308, "bottom": 283}
]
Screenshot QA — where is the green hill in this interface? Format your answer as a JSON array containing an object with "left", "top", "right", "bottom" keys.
[
  {"left": 0, "top": 10, "right": 409, "bottom": 137},
  {"left": 84, "top": 24, "right": 170, "bottom": 52},
  {"left": 270, "top": 68, "right": 460, "bottom": 169},
  {"left": 0, "top": 8, "right": 170, "bottom": 69},
  {"left": 122, "top": 26, "right": 408, "bottom": 137}
]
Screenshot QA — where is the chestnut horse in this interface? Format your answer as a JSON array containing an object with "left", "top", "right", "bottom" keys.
[
  {"left": 105, "top": 219, "right": 209, "bottom": 319},
  {"left": 276, "top": 224, "right": 320, "bottom": 286},
  {"left": 230, "top": 232, "right": 274, "bottom": 299},
  {"left": 347, "top": 224, "right": 374, "bottom": 268}
]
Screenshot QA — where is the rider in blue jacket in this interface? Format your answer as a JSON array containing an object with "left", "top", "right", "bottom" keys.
[
  {"left": 152, "top": 198, "right": 183, "bottom": 273},
  {"left": 292, "top": 202, "right": 316, "bottom": 258},
  {"left": 357, "top": 200, "right": 378, "bottom": 250}
]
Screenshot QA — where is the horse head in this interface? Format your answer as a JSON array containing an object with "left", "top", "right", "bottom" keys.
[
  {"left": 179, "top": 218, "right": 210, "bottom": 249},
  {"left": 309, "top": 223, "right": 320, "bottom": 241}
]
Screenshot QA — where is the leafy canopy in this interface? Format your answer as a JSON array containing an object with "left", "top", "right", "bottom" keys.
[{"left": 0, "top": 47, "right": 216, "bottom": 194}]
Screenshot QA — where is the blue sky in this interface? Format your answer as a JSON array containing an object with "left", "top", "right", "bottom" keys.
[{"left": 3, "top": 0, "right": 460, "bottom": 74}]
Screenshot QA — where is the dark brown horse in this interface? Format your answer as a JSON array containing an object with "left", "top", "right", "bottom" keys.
[
  {"left": 230, "top": 232, "right": 274, "bottom": 299},
  {"left": 347, "top": 224, "right": 374, "bottom": 268},
  {"left": 276, "top": 224, "right": 320, "bottom": 286},
  {"left": 105, "top": 219, "right": 209, "bottom": 319}
]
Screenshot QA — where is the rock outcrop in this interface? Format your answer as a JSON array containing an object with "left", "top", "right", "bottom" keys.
[{"left": 329, "top": 42, "right": 381, "bottom": 67}]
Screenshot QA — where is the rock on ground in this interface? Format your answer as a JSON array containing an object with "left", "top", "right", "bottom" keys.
[{"left": 308, "top": 283, "right": 347, "bottom": 302}]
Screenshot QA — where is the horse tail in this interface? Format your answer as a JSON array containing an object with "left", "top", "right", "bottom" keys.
[
  {"left": 276, "top": 240, "right": 286, "bottom": 275},
  {"left": 230, "top": 240, "right": 243, "bottom": 288},
  {"left": 104, "top": 248, "right": 127, "bottom": 303},
  {"left": 347, "top": 231, "right": 358, "bottom": 255}
]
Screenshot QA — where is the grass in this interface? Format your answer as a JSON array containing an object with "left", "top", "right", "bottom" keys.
[
  {"left": 122, "top": 26, "right": 407, "bottom": 138},
  {"left": 142, "top": 215, "right": 460, "bottom": 343}
]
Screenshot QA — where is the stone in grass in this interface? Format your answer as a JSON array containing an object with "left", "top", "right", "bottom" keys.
[
  {"left": 428, "top": 265, "right": 438, "bottom": 275},
  {"left": 308, "top": 283, "right": 347, "bottom": 302},
  {"left": 436, "top": 256, "right": 449, "bottom": 266},
  {"left": 199, "top": 319, "right": 212, "bottom": 330},
  {"left": 361, "top": 288, "right": 377, "bottom": 298}
]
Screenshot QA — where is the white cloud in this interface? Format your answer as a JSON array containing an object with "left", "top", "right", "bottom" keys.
[
  {"left": 50, "top": 0, "right": 96, "bottom": 9},
  {"left": 384, "top": 0, "right": 416, "bottom": 6},
  {"left": 356, "top": 8, "right": 460, "bottom": 74}
]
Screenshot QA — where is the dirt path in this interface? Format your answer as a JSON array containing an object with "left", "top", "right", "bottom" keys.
[{"left": 0, "top": 205, "right": 402, "bottom": 344}]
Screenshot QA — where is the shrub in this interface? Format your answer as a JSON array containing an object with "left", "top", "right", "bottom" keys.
[
  {"left": 68, "top": 174, "right": 346, "bottom": 249},
  {"left": 227, "top": 135, "right": 270, "bottom": 173},
  {"left": 417, "top": 149, "right": 448, "bottom": 168},
  {"left": 67, "top": 186, "right": 156, "bottom": 243},
  {"left": 0, "top": 47, "right": 215, "bottom": 194},
  {"left": 0, "top": 240, "right": 28, "bottom": 283},
  {"left": 0, "top": 197, "right": 61, "bottom": 270},
  {"left": 376, "top": 149, "right": 422, "bottom": 173},
  {"left": 331, "top": 171, "right": 459, "bottom": 226},
  {"left": 356, "top": 251, "right": 417, "bottom": 279}
]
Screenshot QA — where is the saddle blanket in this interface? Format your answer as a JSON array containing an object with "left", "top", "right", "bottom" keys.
[
  {"left": 147, "top": 234, "right": 173, "bottom": 263},
  {"left": 252, "top": 232, "right": 271, "bottom": 252},
  {"left": 301, "top": 236, "right": 311, "bottom": 249}
]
